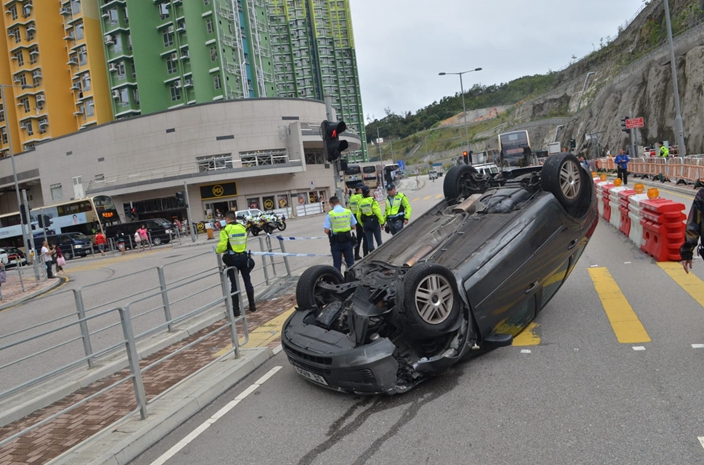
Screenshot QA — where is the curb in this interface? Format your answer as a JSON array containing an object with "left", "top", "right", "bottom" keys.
[
  {"left": 0, "top": 275, "right": 67, "bottom": 312},
  {"left": 47, "top": 347, "right": 273, "bottom": 465}
]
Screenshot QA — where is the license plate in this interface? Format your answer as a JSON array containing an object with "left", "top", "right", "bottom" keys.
[{"left": 294, "top": 366, "right": 328, "bottom": 385}]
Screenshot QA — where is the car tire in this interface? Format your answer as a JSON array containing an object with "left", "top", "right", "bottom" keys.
[
  {"left": 443, "top": 165, "right": 477, "bottom": 201},
  {"left": 295, "top": 265, "right": 344, "bottom": 310},
  {"left": 153, "top": 237, "right": 162, "bottom": 246},
  {"left": 64, "top": 250, "right": 73, "bottom": 260},
  {"left": 541, "top": 153, "right": 585, "bottom": 209},
  {"left": 397, "top": 262, "right": 461, "bottom": 339}
]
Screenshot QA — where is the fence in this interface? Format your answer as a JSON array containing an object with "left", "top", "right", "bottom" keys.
[{"left": 595, "top": 156, "right": 704, "bottom": 183}]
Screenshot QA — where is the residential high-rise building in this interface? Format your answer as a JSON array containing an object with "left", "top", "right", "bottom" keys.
[
  {"left": 0, "top": 1, "right": 367, "bottom": 159},
  {"left": 0, "top": 0, "right": 112, "bottom": 156}
]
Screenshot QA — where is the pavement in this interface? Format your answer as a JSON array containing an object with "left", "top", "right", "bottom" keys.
[
  {"left": 0, "top": 292, "right": 297, "bottom": 465},
  {"left": 0, "top": 268, "right": 65, "bottom": 312}
]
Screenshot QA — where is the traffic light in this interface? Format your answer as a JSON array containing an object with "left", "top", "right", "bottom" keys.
[
  {"left": 321, "top": 120, "right": 349, "bottom": 161},
  {"left": 569, "top": 138, "right": 576, "bottom": 151},
  {"left": 620, "top": 116, "right": 631, "bottom": 134},
  {"left": 19, "top": 204, "right": 28, "bottom": 225},
  {"left": 123, "top": 204, "right": 131, "bottom": 218},
  {"left": 175, "top": 191, "right": 185, "bottom": 207}
]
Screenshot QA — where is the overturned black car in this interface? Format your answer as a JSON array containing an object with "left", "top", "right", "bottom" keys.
[{"left": 282, "top": 153, "right": 598, "bottom": 394}]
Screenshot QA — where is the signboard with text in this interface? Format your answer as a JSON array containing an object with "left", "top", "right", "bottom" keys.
[{"left": 626, "top": 117, "right": 644, "bottom": 129}]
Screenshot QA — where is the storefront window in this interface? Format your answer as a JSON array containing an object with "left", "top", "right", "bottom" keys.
[
  {"left": 277, "top": 195, "right": 289, "bottom": 209},
  {"left": 247, "top": 198, "right": 260, "bottom": 209}
]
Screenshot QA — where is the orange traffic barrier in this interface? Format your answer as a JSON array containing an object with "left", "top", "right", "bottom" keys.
[
  {"left": 601, "top": 183, "right": 614, "bottom": 222},
  {"left": 640, "top": 199, "right": 686, "bottom": 261},
  {"left": 618, "top": 189, "right": 636, "bottom": 236}
]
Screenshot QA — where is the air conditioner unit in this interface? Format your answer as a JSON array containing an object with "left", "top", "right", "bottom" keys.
[
  {"left": 70, "top": 83, "right": 80, "bottom": 90},
  {"left": 38, "top": 120, "right": 48, "bottom": 127},
  {"left": 19, "top": 122, "right": 26, "bottom": 129},
  {"left": 101, "top": 13, "right": 109, "bottom": 18},
  {"left": 36, "top": 94, "right": 44, "bottom": 102},
  {"left": 112, "top": 90, "right": 120, "bottom": 98},
  {"left": 184, "top": 78, "right": 193, "bottom": 87},
  {"left": 32, "top": 71, "right": 41, "bottom": 79},
  {"left": 68, "top": 58, "right": 77, "bottom": 65},
  {"left": 174, "top": 81, "right": 181, "bottom": 88},
  {"left": 24, "top": 3, "right": 32, "bottom": 9},
  {"left": 10, "top": 56, "right": 17, "bottom": 60},
  {"left": 108, "top": 63, "right": 117, "bottom": 71},
  {"left": 167, "top": 25, "right": 174, "bottom": 33},
  {"left": 60, "top": 7, "right": 71, "bottom": 15},
  {"left": 13, "top": 77, "right": 21, "bottom": 84},
  {"left": 104, "top": 35, "right": 114, "bottom": 44},
  {"left": 170, "top": 52, "right": 178, "bottom": 61},
  {"left": 73, "top": 110, "right": 83, "bottom": 115}
]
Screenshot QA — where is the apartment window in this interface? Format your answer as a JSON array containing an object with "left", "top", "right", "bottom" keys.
[
  {"left": 86, "top": 99, "right": 94, "bottom": 117},
  {"left": 9, "top": 28, "right": 20, "bottom": 44},
  {"left": 75, "top": 22, "right": 84, "bottom": 40},
  {"left": 35, "top": 94, "right": 44, "bottom": 111},
  {"left": 170, "top": 81, "right": 181, "bottom": 101},
  {"left": 107, "top": 8, "right": 118, "bottom": 24},
  {"left": 16, "top": 74, "right": 26, "bottom": 87},
  {"left": 127, "top": 33, "right": 132, "bottom": 51},
  {"left": 120, "top": 88, "right": 129, "bottom": 106},
  {"left": 38, "top": 118, "right": 48, "bottom": 134},
  {"left": 133, "top": 89, "right": 139, "bottom": 104},
  {"left": 210, "top": 46, "right": 217, "bottom": 61},
  {"left": 22, "top": 3, "right": 31, "bottom": 18},
  {"left": 166, "top": 56, "right": 177, "bottom": 74},
  {"left": 50, "top": 183, "right": 62, "bottom": 201},
  {"left": 78, "top": 47, "right": 87, "bottom": 65},
  {"left": 204, "top": 0, "right": 210, "bottom": 4},
  {"left": 71, "top": 0, "right": 80, "bottom": 14},
  {"left": 113, "top": 36, "right": 122, "bottom": 53},
  {"left": 0, "top": 127, "right": 7, "bottom": 144},
  {"left": 206, "top": 18, "right": 213, "bottom": 34},
  {"left": 162, "top": 31, "right": 173, "bottom": 47},
  {"left": 26, "top": 28, "right": 34, "bottom": 42},
  {"left": 159, "top": 3, "right": 170, "bottom": 20},
  {"left": 29, "top": 46, "right": 38, "bottom": 64},
  {"left": 213, "top": 74, "right": 221, "bottom": 89},
  {"left": 19, "top": 97, "right": 29, "bottom": 113},
  {"left": 25, "top": 121, "right": 33, "bottom": 136},
  {"left": 32, "top": 75, "right": 40, "bottom": 87},
  {"left": 244, "top": 52, "right": 249, "bottom": 64},
  {"left": 82, "top": 73, "right": 91, "bottom": 91}
]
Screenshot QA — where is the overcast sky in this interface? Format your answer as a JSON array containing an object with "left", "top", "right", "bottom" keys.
[{"left": 349, "top": 0, "right": 645, "bottom": 123}]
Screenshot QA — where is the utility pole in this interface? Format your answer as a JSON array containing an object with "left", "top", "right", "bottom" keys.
[
  {"left": 183, "top": 182, "right": 195, "bottom": 242},
  {"left": 664, "top": 0, "right": 686, "bottom": 156},
  {"left": 22, "top": 189, "right": 39, "bottom": 281}
]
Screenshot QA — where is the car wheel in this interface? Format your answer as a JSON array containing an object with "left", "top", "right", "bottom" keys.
[
  {"left": 541, "top": 153, "right": 585, "bottom": 209},
  {"left": 64, "top": 250, "right": 73, "bottom": 260},
  {"left": 295, "top": 265, "right": 344, "bottom": 310},
  {"left": 153, "top": 237, "right": 162, "bottom": 246},
  {"left": 443, "top": 165, "right": 477, "bottom": 201},
  {"left": 398, "top": 262, "right": 461, "bottom": 339}
]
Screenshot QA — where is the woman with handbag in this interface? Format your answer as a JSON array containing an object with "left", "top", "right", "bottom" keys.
[{"left": 54, "top": 244, "right": 66, "bottom": 273}]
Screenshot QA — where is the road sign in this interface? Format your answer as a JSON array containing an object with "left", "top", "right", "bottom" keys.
[{"left": 626, "top": 117, "right": 644, "bottom": 129}]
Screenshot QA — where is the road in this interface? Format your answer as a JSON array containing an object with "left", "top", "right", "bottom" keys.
[{"left": 121, "top": 176, "right": 704, "bottom": 465}]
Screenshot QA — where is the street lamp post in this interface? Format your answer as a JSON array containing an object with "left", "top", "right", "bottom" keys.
[
  {"left": 1, "top": 84, "right": 33, "bottom": 261},
  {"left": 664, "top": 0, "right": 686, "bottom": 156},
  {"left": 439, "top": 67, "right": 482, "bottom": 155}
]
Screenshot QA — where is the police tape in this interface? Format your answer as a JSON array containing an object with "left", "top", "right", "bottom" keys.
[
  {"left": 250, "top": 251, "right": 332, "bottom": 258},
  {"left": 266, "top": 234, "right": 329, "bottom": 241}
]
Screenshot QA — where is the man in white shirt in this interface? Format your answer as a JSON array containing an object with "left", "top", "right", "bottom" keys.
[{"left": 41, "top": 240, "right": 55, "bottom": 279}]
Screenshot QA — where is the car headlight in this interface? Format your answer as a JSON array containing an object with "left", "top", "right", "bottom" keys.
[
  {"left": 75, "top": 245, "right": 82, "bottom": 248},
  {"left": 166, "top": 229, "right": 172, "bottom": 234}
]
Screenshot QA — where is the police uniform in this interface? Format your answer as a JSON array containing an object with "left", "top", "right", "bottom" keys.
[
  {"left": 356, "top": 187, "right": 383, "bottom": 252},
  {"left": 659, "top": 144, "right": 669, "bottom": 158},
  {"left": 383, "top": 185, "right": 412, "bottom": 235},
  {"left": 325, "top": 205, "right": 356, "bottom": 271},
  {"left": 348, "top": 184, "right": 367, "bottom": 259},
  {"left": 216, "top": 221, "right": 255, "bottom": 316}
]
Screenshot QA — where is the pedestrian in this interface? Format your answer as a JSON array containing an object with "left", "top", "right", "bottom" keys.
[
  {"left": 356, "top": 185, "right": 383, "bottom": 253},
  {"left": 383, "top": 184, "right": 412, "bottom": 236},
  {"left": 134, "top": 229, "right": 142, "bottom": 252},
  {"left": 657, "top": 141, "right": 669, "bottom": 158},
  {"left": 348, "top": 183, "right": 367, "bottom": 260},
  {"left": 116, "top": 230, "right": 126, "bottom": 255},
  {"left": 323, "top": 196, "right": 356, "bottom": 272},
  {"left": 94, "top": 230, "right": 107, "bottom": 256},
  {"left": 41, "top": 240, "right": 55, "bottom": 278},
  {"left": 138, "top": 225, "right": 149, "bottom": 250},
  {"left": 216, "top": 211, "right": 256, "bottom": 316},
  {"left": 681, "top": 187, "right": 704, "bottom": 274},
  {"left": 0, "top": 260, "right": 6, "bottom": 299},
  {"left": 614, "top": 149, "right": 630, "bottom": 185},
  {"left": 55, "top": 244, "right": 65, "bottom": 273}
]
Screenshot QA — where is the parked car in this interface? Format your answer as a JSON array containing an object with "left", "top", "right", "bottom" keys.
[
  {"left": 282, "top": 153, "right": 598, "bottom": 395},
  {"left": 235, "top": 209, "right": 264, "bottom": 221},
  {"left": 473, "top": 163, "right": 500, "bottom": 177},
  {"left": 34, "top": 233, "right": 94, "bottom": 260},
  {"left": 428, "top": 170, "right": 438, "bottom": 180},
  {"left": 105, "top": 218, "right": 173, "bottom": 248},
  {"left": 0, "top": 247, "right": 27, "bottom": 267}
]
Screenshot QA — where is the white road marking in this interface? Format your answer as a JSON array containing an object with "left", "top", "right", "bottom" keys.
[
  {"left": 624, "top": 262, "right": 632, "bottom": 264},
  {"left": 698, "top": 436, "right": 704, "bottom": 449},
  {"left": 590, "top": 264, "right": 599, "bottom": 267},
  {"left": 149, "top": 366, "right": 283, "bottom": 465},
  {"left": 272, "top": 344, "right": 283, "bottom": 355},
  {"left": 632, "top": 346, "right": 646, "bottom": 351},
  {"left": 520, "top": 349, "right": 531, "bottom": 354},
  {"left": 692, "top": 344, "right": 704, "bottom": 349}
]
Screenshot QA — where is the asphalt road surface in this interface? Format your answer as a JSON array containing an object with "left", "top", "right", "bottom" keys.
[{"left": 124, "top": 177, "right": 704, "bottom": 465}]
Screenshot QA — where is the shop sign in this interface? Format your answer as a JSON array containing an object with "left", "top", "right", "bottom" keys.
[{"left": 200, "top": 182, "right": 237, "bottom": 200}]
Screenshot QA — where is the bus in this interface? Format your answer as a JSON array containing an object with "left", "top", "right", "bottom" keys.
[
  {"left": 0, "top": 212, "right": 27, "bottom": 249},
  {"left": 31, "top": 195, "right": 120, "bottom": 238},
  {"left": 344, "top": 164, "right": 380, "bottom": 189},
  {"left": 382, "top": 163, "right": 401, "bottom": 187},
  {"left": 498, "top": 130, "right": 536, "bottom": 168}
]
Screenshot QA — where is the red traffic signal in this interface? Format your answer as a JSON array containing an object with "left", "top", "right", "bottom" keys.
[
  {"left": 321, "top": 120, "right": 349, "bottom": 161},
  {"left": 462, "top": 151, "right": 469, "bottom": 164}
]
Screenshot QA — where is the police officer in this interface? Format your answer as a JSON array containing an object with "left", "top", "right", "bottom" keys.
[
  {"left": 324, "top": 196, "right": 357, "bottom": 271},
  {"left": 658, "top": 141, "right": 669, "bottom": 158},
  {"left": 216, "top": 211, "right": 256, "bottom": 316},
  {"left": 383, "top": 184, "right": 412, "bottom": 235},
  {"left": 348, "top": 183, "right": 367, "bottom": 260},
  {"left": 356, "top": 185, "right": 383, "bottom": 253}
]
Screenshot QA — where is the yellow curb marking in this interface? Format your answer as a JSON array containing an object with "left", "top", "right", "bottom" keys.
[
  {"left": 512, "top": 322, "right": 541, "bottom": 346},
  {"left": 213, "top": 307, "right": 295, "bottom": 357},
  {"left": 588, "top": 267, "right": 651, "bottom": 344}
]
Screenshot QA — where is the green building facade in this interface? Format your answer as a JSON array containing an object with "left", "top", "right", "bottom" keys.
[{"left": 99, "top": 0, "right": 366, "bottom": 158}]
